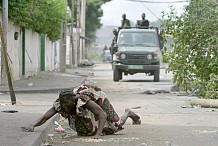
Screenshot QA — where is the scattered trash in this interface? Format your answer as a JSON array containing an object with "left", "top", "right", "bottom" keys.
[
  {"left": 141, "top": 142, "right": 147, "bottom": 146},
  {"left": 206, "top": 109, "right": 215, "bottom": 112},
  {"left": 141, "top": 90, "right": 170, "bottom": 95},
  {"left": 41, "top": 144, "right": 52, "bottom": 146},
  {"left": 0, "top": 103, "right": 6, "bottom": 106},
  {"left": 47, "top": 134, "right": 54, "bottom": 137},
  {"left": 89, "top": 71, "right": 94, "bottom": 76},
  {"left": 54, "top": 121, "right": 60, "bottom": 126},
  {"left": 132, "top": 106, "right": 141, "bottom": 109},
  {"left": 78, "top": 60, "right": 94, "bottom": 67},
  {"left": 54, "top": 126, "right": 65, "bottom": 132},
  {"left": 193, "top": 105, "right": 201, "bottom": 108},
  {"left": 1, "top": 110, "right": 18, "bottom": 113},
  {"left": 181, "top": 105, "right": 186, "bottom": 108},
  {"left": 165, "top": 141, "right": 172, "bottom": 146},
  {"left": 28, "top": 83, "right": 33, "bottom": 87},
  {"left": 47, "top": 134, "right": 54, "bottom": 140},
  {"left": 176, "top": 92, "right": 189, "bottom": 96},
  {"left": 54, "top": 121, "right": 65, "bottom": 132}
]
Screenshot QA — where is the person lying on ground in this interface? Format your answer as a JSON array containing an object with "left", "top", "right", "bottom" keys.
[{"left": 21, "top": 83, "right": 141, "bottom": 137}]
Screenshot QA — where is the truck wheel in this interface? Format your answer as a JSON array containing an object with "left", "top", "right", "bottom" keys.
[
  {"left": 154, "top": 70, "right": 160, "bottom": 82},
  {"left": 113, "top": 68, "right": 120, "bottom": 82}
]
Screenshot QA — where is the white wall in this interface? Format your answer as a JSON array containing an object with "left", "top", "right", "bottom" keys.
[
  {"left": 52, "top": 42, "right": 60, "bottom": 71},
  {"left": 7, "top": 21, "right": 21, "bottom": 80},
  {"left": 0, "top": 2, "right": 77, "bottom": 83},
  {"left": 0, "top": 12, "right": 61, "bottom": 82},
  {"left": 25, "top": 29, "right": 40, "bottom": 77}
]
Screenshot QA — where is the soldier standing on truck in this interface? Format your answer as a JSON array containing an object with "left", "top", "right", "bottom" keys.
[
  {"left": 121, "top": 14, "right": 130, "bottom": 27},
  {"left": 136, "top": 13, "right": 149, "bottom": 27},
  {"left": 110, "top": 29, "right": 118, "bottom": 55}
]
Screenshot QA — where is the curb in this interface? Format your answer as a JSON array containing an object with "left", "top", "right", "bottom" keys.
[
  {"left": 0, "top": 79, "right": 87, "bottom": 94},
  {"left": 0, "top": 87, "right": 77, "bottom": 94},
  {"left": 33, "top": 114, "right": 60, "bottom": 146},
  {"left": 20, "top": 114, "right": 60, "bottom": 146},
  {"left": 190, "top": 98, "right": 218, "bottom": 108}
]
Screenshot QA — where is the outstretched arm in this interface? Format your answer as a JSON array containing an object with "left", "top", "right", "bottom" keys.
[
  {"left": 21, "top": 107, "right": 57, "bottom": 132},
  {"left": 84, "top": 100, "right": 107, "bottom": 136}
]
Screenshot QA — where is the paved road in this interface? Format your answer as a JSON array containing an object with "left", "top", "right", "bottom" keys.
[{"left": 43, "top": 63, "right": 218, "bottom": 146}]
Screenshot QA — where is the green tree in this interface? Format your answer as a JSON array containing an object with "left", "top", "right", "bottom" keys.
[
  {"left": 0, "top": 0, "right": 66, "bottom": 41},
  {"left": 162, "top": 0, "right": 218, "bottom": 98},
  {"left": 86, "top": 1, "right": 102, "bottom": 41}
]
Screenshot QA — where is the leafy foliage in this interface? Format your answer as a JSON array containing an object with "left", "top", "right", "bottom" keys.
[
  {"left": 86, "top": 1, "right": 103, "bottom": 41},
  {"left": 162, "top": 0, "right": 218, "bottom": 98},
  {"left": 0, "top": 0, "right": 66, "bottom": 41}
]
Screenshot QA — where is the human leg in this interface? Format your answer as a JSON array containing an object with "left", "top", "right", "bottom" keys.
[{"left": 119, "top": 108, "right": 141, "bottom": 127}]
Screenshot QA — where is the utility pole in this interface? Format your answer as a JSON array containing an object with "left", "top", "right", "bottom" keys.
[
  {"left": 76, "top": 0, "right": 81, "bottom": 64},
  {"left": 70, "top": 0, "right": 74, "bottom": 65},
  {"left": 1, "top": 0, "right": 8, "bottom": 85},
  {"left": 1, "top": 0, "right": 16, "bottom": 105},
  {"left": 81, "top": 0, "right": 86, "bottom": 60},
  {"left": 59, "top": 1, "right": 67, "bottom": 72},
  {"left": 59, "top": 22, "right": 67, "bottom": 72},
  {"left": 71, "top": 0, "right": 77, "bottom": 67}
]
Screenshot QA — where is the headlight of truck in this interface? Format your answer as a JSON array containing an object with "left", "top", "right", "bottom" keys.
[
  {"left": 120, "top": 53, "right": 126, "bottom": 59},
  {"left": 147, "top": 54, "right": 152, "bottom": 60}
]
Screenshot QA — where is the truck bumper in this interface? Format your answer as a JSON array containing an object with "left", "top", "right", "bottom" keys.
[{"left": 114, "top": 63, "right": 160, "bottom": 72}]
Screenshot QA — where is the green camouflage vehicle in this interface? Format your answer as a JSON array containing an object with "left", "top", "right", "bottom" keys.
[{"left": 111, "top": 27, "right": 163, "bottom": 82}]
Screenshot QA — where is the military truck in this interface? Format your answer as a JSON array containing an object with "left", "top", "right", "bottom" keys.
[{"left": 111, "top": 27, "right": 163, "bottom": 82}]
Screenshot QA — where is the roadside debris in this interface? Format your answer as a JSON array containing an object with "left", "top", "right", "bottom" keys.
[
  {"left": 54, "top": 121, "right": 65, "bottom": 132},
  {"left": 140, "top": 90, "right": 170, "bottom": 95},
  {"left": 141, "top": 143, "right": 147, "bottom": 146},
  {"left": 78, "top": 60, "right": 94, "bottom": 67},
  {"left": 132, "top": 106, "right": 141, "bottom": 109},
  {"left": 1, "top": 110, "right": 18, "bottom": 113},
  {"left": 190, "top": 99, "right": 218, "bottom": 108},
  {"left": 27, "top": 82, "right": 33, "bottom": 87},
  {"left": 206, "top": 109, "right": 215, "bottom": 112}
]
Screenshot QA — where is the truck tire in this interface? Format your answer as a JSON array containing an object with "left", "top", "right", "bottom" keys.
[
  {"left": 113, "top": 68, "right": 120, "bottom": 82},
  {"left": 154, "top": 69, "right": 160, "bottom": 82}
]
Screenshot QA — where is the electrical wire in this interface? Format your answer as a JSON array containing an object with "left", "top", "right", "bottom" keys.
[
  {"left": 126, "top": 0, "right": 188, "bottom": 3},
  {"left": 139, "top": 2, "right": 164, "bottom": 23}
]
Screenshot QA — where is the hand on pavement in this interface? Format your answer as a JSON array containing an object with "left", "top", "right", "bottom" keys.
[{"left": 21, "top": 125, "right": 34, "bottom": 132}]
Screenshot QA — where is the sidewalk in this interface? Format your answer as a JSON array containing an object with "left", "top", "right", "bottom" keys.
[
  {"left": 0, "top": 66, "right": 92, "bottom": 146},
  {"left": 0, "top": 66, "right": 93, "bottom": 93}
]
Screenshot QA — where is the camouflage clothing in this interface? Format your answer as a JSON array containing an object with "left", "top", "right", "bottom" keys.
[
  {"left": 53, "top": 84, "right": 123, "bottom": 136},
  {"left": 136, "top": 19, "right": 149, "bottom": 27},
  {"left": 121, "top": 19, "right": 130, "bottom": 27}
]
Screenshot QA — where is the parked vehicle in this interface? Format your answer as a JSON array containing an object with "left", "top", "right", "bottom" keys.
[{"left": 102, "top": 49, "right": 112, "bottom": 63}]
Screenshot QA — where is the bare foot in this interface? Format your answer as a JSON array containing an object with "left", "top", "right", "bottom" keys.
[{"left": 125, "top": 108, "right": 141, "bottom": 125}]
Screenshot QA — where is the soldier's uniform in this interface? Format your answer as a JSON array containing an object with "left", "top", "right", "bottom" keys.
[
  {"left": 137, "top": 19, "right": 149, "bottom": 27},
  {"left": 121, "top": 19, "right": 130, "bottom": 27}
]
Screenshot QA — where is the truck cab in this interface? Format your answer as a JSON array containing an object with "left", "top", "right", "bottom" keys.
[{"left": 112, "top": 27, "right": 162, "bottom": 82}]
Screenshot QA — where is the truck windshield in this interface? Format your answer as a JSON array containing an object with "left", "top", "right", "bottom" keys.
[{"left": 117, "top": 32, "right": 159, "bottom": 47}]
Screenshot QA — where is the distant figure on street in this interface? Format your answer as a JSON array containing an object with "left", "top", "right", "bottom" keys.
[
  {"left": 21, "top": 83, "right": 141, "bottom": 137},
  {"left": 136, "top": 13, "right": 149, "bottom": 27},
  {"left": 121, "top": 13, "right": 131, "bottom": 27}
]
